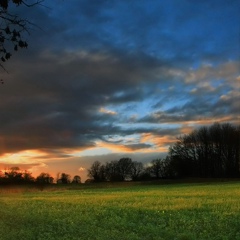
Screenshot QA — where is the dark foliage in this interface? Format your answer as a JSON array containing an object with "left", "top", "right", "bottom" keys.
[
  {"left": 87, "top": 161, "right": 106, "bottom": 182},
  {"left": 0, "top": 166, "right": 35, "bottom": 184},
  {"left": 87, "top": 122, "right": 240, "bottom": 182},
  {"left": 57, "top": 172, "right": 71, "bottom": 184},
  {"left": 88, "top": 158, "right": 136, "bottom": 182},
  {"left": 0, "top": 0, "right": 43, "bottom": 73},
  {"left": 72, "top": 175, "right": 81, "bottom": 184},
  {"left": 130, "top": 161, "right": 144, "bottom": 181},
  {"left": 169, "top": 123, "right": 240, "bottom": 178},
  {"left": 36, "top": 172, "right": 54, "bottom": 184},
  {"left": 88, "top": 157, "right": 170, "bottom": 182}
]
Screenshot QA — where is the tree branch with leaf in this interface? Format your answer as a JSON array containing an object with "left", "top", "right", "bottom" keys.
[{"left": 0, "top": 0, "right": 44, "bottom": 78}]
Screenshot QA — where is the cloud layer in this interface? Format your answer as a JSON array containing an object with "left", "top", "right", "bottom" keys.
[{"left": 0, "top": 0, "right": 239, "bottom": 179}]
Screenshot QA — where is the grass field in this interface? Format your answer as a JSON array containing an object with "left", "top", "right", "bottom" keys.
[{"left": 0, "top": 181, "right": 240, "bottom": 240}]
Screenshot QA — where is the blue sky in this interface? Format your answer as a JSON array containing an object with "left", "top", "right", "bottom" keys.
[{"left": 0, "top": 0, "right": 239, "bottom": 181}]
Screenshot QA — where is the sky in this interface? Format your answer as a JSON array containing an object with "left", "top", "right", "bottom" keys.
[{"left": 0, "top": 0, "right": 239, "bottom": 182}]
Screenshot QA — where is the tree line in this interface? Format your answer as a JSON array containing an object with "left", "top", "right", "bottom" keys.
[
  {"left": 0, "top": 167, "right": 81, "bottom": 185},
  {"left": 88, "top": 122, "right": 240, "bottom": 181},
  {"left": 1, "top": 122, "right": 239, "bottom": 185},
  {"left": 169, "top": 122, "right": 240, "bottom": 178},
  {"left": 87, "top": 157, "right": 172, "bottom": 182}
]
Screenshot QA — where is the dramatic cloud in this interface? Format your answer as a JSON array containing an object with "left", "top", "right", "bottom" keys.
[{"left": 0, "top": 0, "right": 239, "bottom": 180}]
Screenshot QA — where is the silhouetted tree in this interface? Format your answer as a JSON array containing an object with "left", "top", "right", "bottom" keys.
[
  {"left": 3, "top": 167, "right": 34, "bottom": 184},
  {"left": 85, "top": 178, "right": 94, "bottom": 183},
  {"left": 88, "top": 158, "right": 153, "bottom": 182},
  {"left": 0, "top": 0, "right": 43, "bottom": 72},
  {"left": 4, "top": 167, "right": 23, "bottom": 183},
  {"left": 117, "top": 158, "right": 133, "bottom": 181},
  {"left": 169, "top": 133, "right": 198, "bottom": 177},
  {"left": 169, "top": 122, "right": 240, "bottom": 178},
  {"left": 138, "top": 169, "right": 152, "bottom": 181},
  {"left": 22, "top": 170, "right": 35, "bottom": 183},
  {"left": 163, "top": 156, "right": 178, "bottom": 178},
  {"left": 58, "top": 173, "right": 71, "bottom": 184},
  {"left": 148, "top": 159, "right": 166, "bottom": 179},
  {"left": 88, "top": 161, "right": 106, "bottom": 182},
  {"left": 72, "top": 175, "right": 81, "bottom": 184},
  {"left": 105, "top": 160, "right": 122, "bottom": 181},
  {"left": 130, "top": 161, "right": 144, "bottom": 181},
  {"left": 36, "top": 172, "right": 54, "bottom": 184},
  {"left": 0, "top": 170, "right": 6, "bottom": 183}
]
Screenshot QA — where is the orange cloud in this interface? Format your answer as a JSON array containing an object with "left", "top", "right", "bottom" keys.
[
  {"left": 99, "top": 107, "right": 117, "bottom": 115},
  {"left": 181, "top": 116, "right": 237, "bottom": 126},
  {"left": 94, "top": 133, "right": 173, "bottom": 154},
  {"left": 78, "top": 167, "right": 85, "bottom": 172},
  {"left": 185, "top": 61, "right": 239, "bottom": 84},
  {"left": 96, "top": 141, "right": 137, "bottom": 152},
  {"left": 141, "top": 133, "right": 175, "bottom": 144}
]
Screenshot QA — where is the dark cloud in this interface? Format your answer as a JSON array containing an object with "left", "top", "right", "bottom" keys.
[
  {"left": 0, "top": 47, "right": 170, "bottom": 154},
  {"left": 11, "top": 0, "right": 238, "bottom": 63},
  {"left": 123, "top": 143, "right": 153, "bottom": 151},
  {"left": 0, "top": 0, "right": 238, "bottom": 164}
]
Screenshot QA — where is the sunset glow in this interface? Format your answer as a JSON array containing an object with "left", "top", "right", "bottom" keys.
[{"left": 0, "top": 0, "right": 239, "bottom": 182}]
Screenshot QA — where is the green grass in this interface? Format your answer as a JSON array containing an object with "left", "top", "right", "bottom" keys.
[{"left": 0, "top": 182, "right": 240, "bottom": 240}]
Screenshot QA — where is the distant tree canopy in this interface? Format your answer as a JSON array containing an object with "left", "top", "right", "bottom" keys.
[
  {"left": 0, "top": 0, "right": 43, "bottom": 71},
  {"left": 0, "top": 168, "right": 81, "bottom": 185},
  {"left": 0, "top": 167, "right": 35, "bottom": 184},
  {"left": 87, "top": 157, "right": 171, "bottom": 182},
  {"left": 57, "top": 172, "right": 71, "bottom": 184},
  {"left": 169, "top": 123, "right": 240, "bottom": 178},
  {"left": 72, "top": 175, "right": 81, "bottom": 184},
  {"left": 87, "top": 122, "right": 240, "bottom": 182},
  {"left": 36, "top": 172, "right": 54, "bottom": 184},
  {"left": 87, "top": 161, "right": 106, "bottom": 182},
  {"left": 130, "top": 161, "right": 144, "bottom": 181},
  {"left": 88, "top": 158, "right": 141, "bottom": 182}
]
